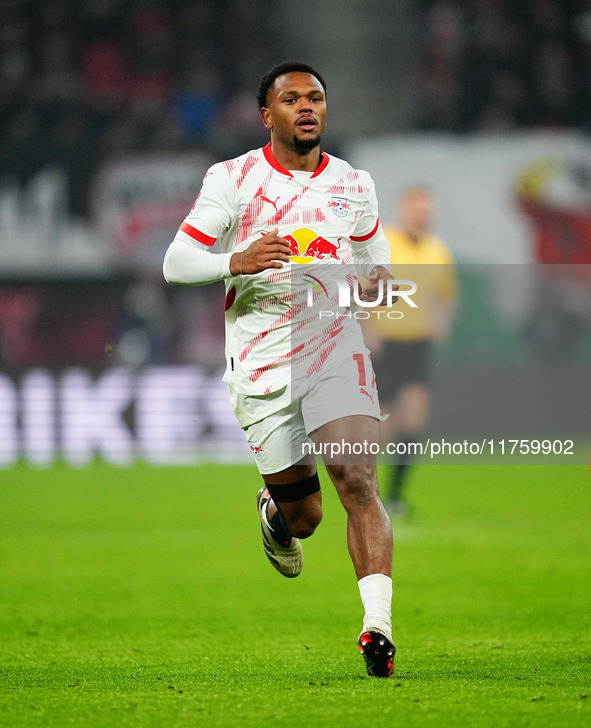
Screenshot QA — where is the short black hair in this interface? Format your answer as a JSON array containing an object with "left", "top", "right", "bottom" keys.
[{"left": 256, "top": 61, "right": 327, "bottom": 109}]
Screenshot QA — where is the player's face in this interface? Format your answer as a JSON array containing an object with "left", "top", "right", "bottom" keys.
[
  {"left": 400, "top": 191, "right": 433, "bottom": 234},
  {"left": 261, "top": 72, "right": 327, "bottom": 152}
]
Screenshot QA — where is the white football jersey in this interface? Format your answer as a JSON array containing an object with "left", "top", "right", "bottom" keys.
[{"left": 171, "top": 143, "right": 390, "bottom": 395}]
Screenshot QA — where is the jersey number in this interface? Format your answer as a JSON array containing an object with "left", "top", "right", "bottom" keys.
[{"left": 353, "top": 353, "right": 375, "bottom": 388}]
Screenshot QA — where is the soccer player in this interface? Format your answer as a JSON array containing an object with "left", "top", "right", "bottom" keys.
[
  {"left": 365, "top": 187, "right": 456, "bottom": 515},
  {"left": 163, "top": 61, "right": 396, "bottom": 677}
]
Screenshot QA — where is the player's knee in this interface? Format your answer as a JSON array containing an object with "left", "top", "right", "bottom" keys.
[{"left": 335, "top": 465, "right": 379, "bottom": 509}]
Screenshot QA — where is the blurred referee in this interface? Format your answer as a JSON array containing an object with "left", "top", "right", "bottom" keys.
[{"left": 366, "top": 186, "right": 457, "bottom": 516}]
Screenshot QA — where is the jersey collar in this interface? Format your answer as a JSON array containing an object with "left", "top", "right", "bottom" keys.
[{"left": 263, "top": 142, "right": 329, "bottom": 179}]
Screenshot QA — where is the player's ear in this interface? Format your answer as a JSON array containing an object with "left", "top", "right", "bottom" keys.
[{"left": 261, "top": 107, "right": 273, "bottom": 130}]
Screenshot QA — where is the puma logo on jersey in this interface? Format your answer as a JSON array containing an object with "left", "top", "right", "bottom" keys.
[
  {"left": 360, "top": 388, "right": 375, "bottom": 404},
  {"left": 260, "top": 195, "right": 280, "bottom": 211}
]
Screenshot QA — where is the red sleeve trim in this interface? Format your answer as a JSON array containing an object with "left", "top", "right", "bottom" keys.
[
  {"left": 350, "top": 218, "right": 380, "bottom": 242},
  {"left": 179, "top": 222, "right": 217, "bottom": 246}
]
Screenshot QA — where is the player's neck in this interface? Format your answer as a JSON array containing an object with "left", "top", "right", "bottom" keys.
[{"left": 270, "top": 139, "right": 322, "bottom": 173}]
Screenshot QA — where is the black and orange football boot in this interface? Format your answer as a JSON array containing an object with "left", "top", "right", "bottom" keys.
[{"left": 358, "top": 630, "right": 396, "bottom": 677}]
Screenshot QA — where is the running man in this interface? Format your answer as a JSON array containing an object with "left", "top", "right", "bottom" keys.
[{"left": 163, "top": 61, "right": 396, "bottom": 677}]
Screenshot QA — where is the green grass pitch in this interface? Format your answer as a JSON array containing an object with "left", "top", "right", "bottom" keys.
[{"left": 0, "top": 460, "right": 590, "bottom": 727}]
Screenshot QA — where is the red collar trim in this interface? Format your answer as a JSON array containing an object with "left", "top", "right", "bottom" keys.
[
  {"left": 263, "top": 143, "right": 329, "bottom": 179},
  {"left": 311, "top": 150, "right": 329, "bottom": 178},
  {"left": 263, "top": 143, "right": 291, "bottom": 176}
]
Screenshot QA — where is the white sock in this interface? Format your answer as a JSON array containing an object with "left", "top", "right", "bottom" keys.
[{"left": 358, "top": 573, "right": 392, "bottom": 641}]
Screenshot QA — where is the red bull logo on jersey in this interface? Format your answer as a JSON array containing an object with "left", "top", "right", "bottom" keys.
[
  {"left": 304, "top": 236, "right": 342, "bottom": 260},
  {"left": 327, "top": 196, "right": 351, "bottom": 218},
  {"left": 284, "top": 227, "right": 343, "bottom": 264}
]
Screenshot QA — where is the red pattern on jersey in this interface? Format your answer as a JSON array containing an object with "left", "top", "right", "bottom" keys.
[
  {"left": 299, "top": 305, "right": 347, "bottom": 371},
  {"left": 315, "top": 208, "right": 328, "bottom": 224},
  {"left": 268, "top": 185, "right": 312, "bottom": 226},
  {"left": 265, "top": 269, "right": 293, "bottom": 284},
  {"left": 239, "top": 297, "right": 308, "bottom": 363},
  {"left": 234, "top": 151, "right": 336, "bottom": 246},
  {"left": 248, "top": 343, "right": 306, "bottom": 382},
  {"left": 223, "top": 159, "right": 237, "bottom": 174},
  {"left": 302, "top": 209, "right": 315, "bottom": 225},
  {"left": 235, "top": 155, "right": 258, "bottom": 193},
  {"left": 236, "top": 174, "right": 273, "bottom": 245},
  {"left": 246, "top": 311, "right": 323, "bottom": 380},
  {"left": 282, "top": 212, "right": 299, "bottom": 226},
  {"left": 326, "top": 181, "right": 346, "bottom": 195},
  {"left": 306, "top": 339, "right": 339, "bottom": 375},
  {"left": 345, "top": 171, "right": 365, "bottom": 195},
  {"left": 251, "top": 302, "right": 344, "bottom": 381},
  {"left": 347, "top": 169, "right": 363, "bottom": 195},
  {"left": 240, "top": 284, "right": 316, "bottom": 372},
  {"left": 302, "top": 209, "right": 327, "bottom": 225},
  {"left": 242, "top": 271, "right": 356, "bottom": 385}
]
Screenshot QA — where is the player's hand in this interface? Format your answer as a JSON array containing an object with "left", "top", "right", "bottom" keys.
[
  {"left": 360, "top": 266, "right": 398, "bottom": 304},
  {"left": 230, "top": 228, "right": 292, "bottom": 275}
]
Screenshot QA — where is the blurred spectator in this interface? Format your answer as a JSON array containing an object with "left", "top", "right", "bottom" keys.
[
  {"left": 1, "top": 0, "right": 588, "bottom": 221},
  {"left": 0, "top": 283, "right": 114, "bottom": 370},
  {"left": 0, "top": 0, "right": 275, "bottom": 218},
  {"left": 417, "top": 0, "right": 579, "bottom": 131},
  {"left": 173, "top": 62, "right": 223, "bottom": 139}
]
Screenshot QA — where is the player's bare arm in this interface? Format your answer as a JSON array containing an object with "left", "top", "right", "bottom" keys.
[{"left": 229, "top": 227, "right": 292, "bottom": 275}]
